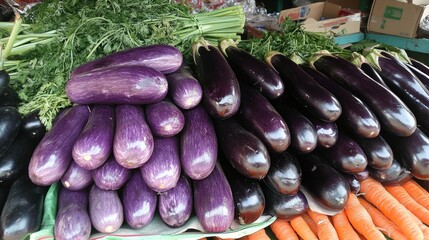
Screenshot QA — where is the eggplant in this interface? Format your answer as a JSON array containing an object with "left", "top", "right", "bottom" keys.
[
  {"left": 55, "top": 188, "right": 91, "bottom": 240},
  {"left": 158, "top": 174, "right": 192, "bottom": 227},
  {"left": 166, "top": 64, "right": 203, "bottom": 110},
  {"left": 0, "top": 175, "right": 47, "bottom": 240},
  {"left": 21, "top": 110, "right": 46, "bottom": 140},
  {"left": 61, "top": 161, "right": 93, "bottom": 191},
  {"left": 353, "top": 135, "right": 393, "bottom": 170},
  {"left": 192, "top": 39, "right": 240, "bottom": 119},
  {"left": 239, "top": 84, "right": 290, "bottom": 152},
  {"left": 0, "top": 70, "right": 10, "bottom": 95},
  {"left": 411, "top": 58, "right": 429, "bottom": 76},
  {"left": 71, "top": 44, "right": 183, "bottom": 76},
  {"left": 360, "top": 62, "right": 388, "bottom": 87},
  {"left": 0, "top": 87, "right": 19, "bottom": 108},
  {"left": 73, "top": 105, "right": 115, "bottom": 170},
  {"left": 180, "top": 104, "right": 217, "bottom": 180},
  {"left": 406, "top": 63, "right": 429, "bottom": 91},
  {"left": 368, "top": 159, "right": 412, "bottom": 186},
  {"left": 0, "top": 106, "right": 22, "bottom": 157},
  {"left": 267, "top": 52, "right": 342, "bottom": 122},
  {"left": 354, "top": 169, "right": 370, "bottom": 181},
  {"left": 312, "top": 54, "right": 416, "bottom": 137},
  {"left": 89, "top": 184, "right": 123, "bottom": 233},
  {"left": 320, "top": 131, "right": 368, "bottom": 174},
  {"left": 0, "top": 187, "right": 8, "bottom": 214},
  {"left": 92, "top": 156, "right": 131, "bottom": 190},
  {"left": 66, "top": 66, "right": 168, "bottom": 105},
  {"left": 29, "top": 105, "right": 90, "bottom": 186},
  {"left": 214, "top": 117, "right": 270, "bottom": 179},
  {"left": 193, "top": 164, "right": 234, "bottom": 233},
  {"left": 140, "top": 136, "right": 181, "bottom": 192},
  {"left": 113, "top": 105, "right": 154, "bottom": 169},
  {"left": 306, "top": 114, "right": 338, "bottom": 149},
  {"left": 145, "top": 100, "right": 185, "bottom": 137},
  {"left": 220, "top": 39, "right": 284, "bottom": 99},
  {"left": 262, "top": 183, "right": 308, "bottom": 220},
  {"left": 272, "top": 98, "right": 317, "bottom": 153},
  {"left": 383, "top": 128, "right": 429, "bottom": 180},
  {"left": 122, "top": 171, "right": 157, "bottom": 229},
  {"left": 302, "top": 65, "right": 381, "bottom": 138},
  {"left": 341, "top": 173, "right": 360, "bottom": 194},
  {"left": 298, "top": 153, "right": 350, "bottom": 211},
  {"left": 264, "top": 151, "right": 301, "bottom": 196}
]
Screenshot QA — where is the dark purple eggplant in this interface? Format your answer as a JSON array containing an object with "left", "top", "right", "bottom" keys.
[
  {"left": 354, "top": 169, "right": 370, "bottom": 181},
  {"left": 272, "top": 98, "right": 317, "bottom": 153},
  {"left": 158, "top": 174, "right": 192, "bottom": 227},
  {"left": 71, "top": 44, "right": 182, "bottom": 76},
  {"left": 192, "top": 39, "right": 240, "bottom": 119},
  {"left": 0, "top": 175, "right": 47, "bottom": 240},
  {"left": 411, "top": 58, "right": 429, "bottom": 76},
  {"left": 239, "top": 84, "right": 290, "bottom": 152},
  {"left": 89, "top": 184, "right": 123, "bottom": 234},
  {"left": 214, "top": 117, "right": 270, "bottom": 179},
  {"left": 145, "top": 100, "right": 185, "bottom": 137},
  {"left": 368, "top": 159, "right": 412, "bottom": 186},
  {"left": 267, "top": 52, "right": 342, "bottom": 122},
  {"left": 166, "top": 64, "right": 203, "bottom": 110},
  {"left": 92, "top": 156, "right": 131, "bottom": 190},
  {"left": 320, "top": 131, "right": 368, "bottom": 174},
  {"left": 262, "top": 183, "right": 308, "bottom": 220},
  {"left": 180, "top": 104, "right": 217, "bottom": 180},
  {"left": 66, "top": 66, "right": 168, "bottom": 105},
  {"left": 341, "top": 173, "right": 360, "bottom": 194},
  {"left": 353, "top": 135, "right": 393, "bottom": 170},
  {"left": 21, "top": 110, "right": 46, "bottom": 140},
  {"left": 29, "top": 105, "right": 90, "bottom": 186},
  {"left": 220, "top": 39, "right": 284, "bottom": 99},
  {"left": 298, "top": 153, "right": 350, "bottom": 211},
  {"left": 302, "top": 65, "right": 381, "bottom": 139},
  {"left": 383, "top": 128, "right": 429, "bottom": 180},
  {"left": 312, "top": 54, "right": 416, "bottom": 136},
  {"left": 0, "top": 106, "right": 22, "bottom": 157},
  {"left": 113, "top": 105, "right": 154, "bottom": 169},
  {"left": 140, "top": 136, "right": 181, "bottom": 192},
  {"left": 0, "top": 87, "right": 19, "bottom": 108},
  {"left": 73, "top": 105, "right": 115, "bottom": 170},
  {"left": 360, "top": 62, "right": 388, "bottom": 88},
  {"left": 0, "top": 70, "right": 10, "bottom": 95},
  {"left": 122, "top": 171, "right": 157, "bottom": 229},
  {"left": 264, "top": 151, "right": 301, "bottom": 196},
  {"left": 61, "top": 161, "right": 93, "bottom": 191},
  {"left": 406, "top": 63, "right": 429, "bottom": 91},
  {"left": 0, "top": 187, "right": 8, "bottom": 214},
  {"left": 193, "top": 164, "right": 234, "bottom": 233},
  {"left": 306, "top": 114, "right": 338, "bottom": 149}
]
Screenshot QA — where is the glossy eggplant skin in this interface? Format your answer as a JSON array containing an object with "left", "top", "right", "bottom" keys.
[
  {"left": 92, "top": 156, "right": 131, "bottom": 190},
  {"left": 61, "top": 161, "right": 93, "bottom": 191},
  {"left": 341, "top": 173, "right": 360, "bottom": 194},
  {"left": 360, "top": 62, "right": 388, "bottom": 87},
  {"left": 239, "top": 84, "right": 290, "bottom": 153},
  {"left": 313, "top": 55, "right": 416, "bottom": 137},
  {"left": 302, "top": 65, "right": 381, "bottom": 138},
  {"left": 354, "top": 169, "right": 370, "bottom": 181},
  {"left": 268, "top": 53, "right": 342, "bottom": 122},
  {"left": 29, "top": 105, "right": 90, "bottom": 186},
  {"left": 214, "top": 117, "right": 270, "bottom": 179},
  {"left": 220, "top": 41, "right": 284, "bottom": 99},
  {"left": 0, "top": 106, "right": 22, "bottom": 157},
  {"left": 411, "top": 58, "right": 429, "bottom": 76},
  {"left": 145, "top": 100, "right": 185, "bottom": 137},
  {"left": 193, "top": 42, "right": 241, "bottom": 119},
  {"left": 21, "top": 110, "right": 46, "bottom": 140},
  {"left": 180, "top": 104, "right": 217, "bottom": 180},
  {"left": 89, "top": 185, "right": 123, "bottom": 234},
  {"left": 0, "top": 187, "right": 8, "bottom": 214},
  {"left": 0, "top": 175, "right": 47, "bottom": 240},
  {"left": 406, "top": 63, "right": 429, "bottom": 90},
  {"left": 0, "top": 87, "right": 19, "bottom": 108},
  {"left": 368, "top": 159, "right": 412, "bottom": 186},
  {"left": 353, "top": 135, "right": 393, "bottom": 170},
  {"left": 306, "top": 114, "right": 338, "bottom": 149},
  {"left": 0, "top": 70, "right": 10, "bottom": 95},
  {"left": 264, "top": 151, "right": 301, "bottom": 196},
  {"left": 298, "top": 153, "right": 350, "bottom": 211}
]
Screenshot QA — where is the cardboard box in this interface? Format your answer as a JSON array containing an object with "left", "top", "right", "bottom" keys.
[
  {"left": 278, "top": 1, "right": 362, "bottom": 35},
  {"left": 367, "top": 0, "right": 429, "bottom": 38}
]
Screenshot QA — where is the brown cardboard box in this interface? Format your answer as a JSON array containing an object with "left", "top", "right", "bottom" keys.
[{"left": 367, "top": 0, "right": 429, "bottom": 38}]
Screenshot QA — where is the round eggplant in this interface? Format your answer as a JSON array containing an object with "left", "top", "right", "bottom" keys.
[
  {"left": 0, "top": 87, "right": 19, "bottom": 108},
  {"left": 92, "top": 156, "right": 131, "bottom": 190},
  {"left": 264, "top": 151, "right": 301, "bottom": 196},
  {"left": 145, "top": 100, "right": 185, "bottom": 137},
  {"left": 61, "top": 161, "right": 93, "bottom": 191},
  {"left": 21, "top": 110, "right": 46, "bottom": 140},
  {"left": 89, "top": 185, "right": 123, "bottom": 234}
]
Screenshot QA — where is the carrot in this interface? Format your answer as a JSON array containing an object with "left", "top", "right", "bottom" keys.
[
  {"left": 290, "top": 215, "right": 318, "bottom": 240},
  {"left": 360, "top": 178, "right": 424, "bottom": 240},
  {"left": 358, "top": 197, "right": 408, "bottom": 240},
  {"left": 270, "top": 218, "right": 299, "bottom": 240},
  {"left": 301, "top": 212, "right": 318, "bottom": 236},
  {"left": 404, "top": 208, "right": 429, "bottom": 240},
  {"left": 402, "top": 180, "right": 429, "bottom": 210},
  {"left": 307, "top": 209, "right": 339, "bottom": 240},
  {"left": 241, "top": 228, "right": 270, "bottom": 240},
  {"left": 332, "top": 210, "right": 361, "bottom": 240}
]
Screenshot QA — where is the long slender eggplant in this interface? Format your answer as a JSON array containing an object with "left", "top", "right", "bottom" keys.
[
  {"left": 311, "top": 53, "right": 416, "bottom": 136},
  {"left": 264, "top": 151, "right": 301, "bottom": 196},
  {"left": 406, "top": 63, "right": 429, "bottom": 91},
  {"left": 214, "top": 117, "right": 270, "bottom": 179},
  {"left": 360, "top": 62, "right": 388, "bottom": 87},
  {"left": 305, "top": 113, "right": 338, "bottom": 149},
  {"left": 411, "top": 58, "right": 429, "bottom": 76},
  {"left": 220, "top": 39, "right": 284, "bottom": 99},
  {"left": 192, "top": 39, "right": 240, "bottom": 119},
  {"left": 0, "top": 70, "right": 10, "bottom": 95},
  {"left": 353, "top": 135, "right": 393, "bottom": 170},
  {"left": 267, "top": 52, "right": 342, "bottom": 122},
  {"left": 341, "top": 173, "right": 360, "bottom": 194},
  {"left": 368, "top": 159, "right": 412, "bottom": 186},
  {"left": 0, "top": 187, "right": 8, "bottom": 214},
  {"left": 0, "top": 106, "right": 22, "bottom": 157}
]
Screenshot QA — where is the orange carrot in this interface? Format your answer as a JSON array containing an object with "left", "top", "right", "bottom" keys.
[
  {"left": 290, "top": 215, "right": 318, "bottom": 240},
  {"left": 344, "top": 193, "right": 385, "bottom": 240},
  {"left": 332, "top": 210, "right": 361, "bottom": 240},
  {"left": 270, "top": 218, "right": 299, "bottom": 240},
  {"left": 360, "top": 178, "right": 424, "bottom": 240},
  {"left": 301, "top": 212, "right": 318, "bottom": 236},
  {"left": 404, "top": 208, "right": 429, "bottom": 240},
  {"left": 402, "top": 180, "right": 429, "bottom": 210},
  {"left": 307, "top": 209, "right": 339, "bottom": 240},
  {"left": 358, "top": 197, "right": 408, "bottom": 240},
  {"left": 241, "top": 228, "right": 270, "bottom": 240}
]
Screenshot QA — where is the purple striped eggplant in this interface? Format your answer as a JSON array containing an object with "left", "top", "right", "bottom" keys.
[
  {"left": 264, "top": 151, "right": 301, "bottom": 196},
  {"left": 166, "top": 64, "right": 202, "bottom": 110},
  {"left": 89, "top": 185, "right": 123, "bottom": 234},
  {"left": 145, "top": 100, "right": 185, "bottom": 137},
  {"left": 113, "top": 105, "right": 154, "bottom": 169},
  {"left": 353, "top": 135, "right": 393, "bottom": 170},
  {"left": 61, "top": 161, "right": 93, "bottom": 191},
  {"left": 92, "top": 156, "right": 131, "bottom": 190}
]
